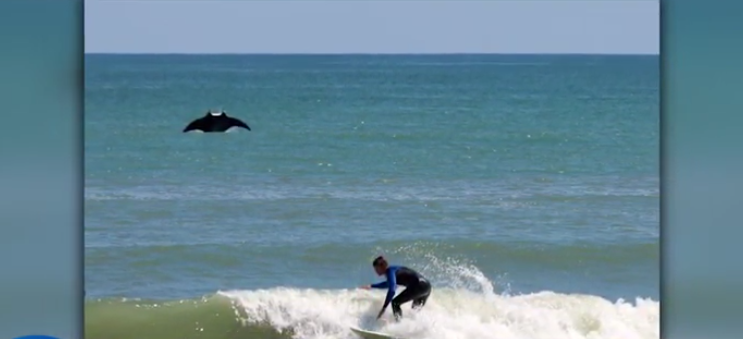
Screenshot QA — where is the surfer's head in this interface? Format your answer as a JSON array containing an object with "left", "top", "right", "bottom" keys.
[{"left": 372, "top": 256, "right": 388, "bottom": 275}]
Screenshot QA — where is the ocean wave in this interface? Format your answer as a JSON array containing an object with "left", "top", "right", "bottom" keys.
[
  {"left": 85, "top": 287, "right": 658, "bottom": 339},
  {"left": 86, "top": 257, "right": 657, "bottom": 339}
]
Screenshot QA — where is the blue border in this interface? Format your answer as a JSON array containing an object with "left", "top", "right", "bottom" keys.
[
  {"left": 663, "top": 0, "right": 743, "bottom": 336},
  {"left": 0, "top": 1, "right": 82, "bottom": 338}
]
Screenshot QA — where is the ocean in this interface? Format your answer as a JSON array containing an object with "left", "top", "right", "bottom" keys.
[{"left": 84, "top": 54, "right": 660, "bottom": 339}]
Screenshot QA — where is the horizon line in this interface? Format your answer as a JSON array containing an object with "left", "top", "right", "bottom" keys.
[{"left": 84, "top": 52, "right": 660, "bottom": 56}]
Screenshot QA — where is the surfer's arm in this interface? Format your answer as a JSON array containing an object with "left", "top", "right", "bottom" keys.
[
  {"left": 370, "top": 281, "right": 388, "bottom": 289},
  {"left": 380, "top": 269, "right": 397, "bottom": 311}
]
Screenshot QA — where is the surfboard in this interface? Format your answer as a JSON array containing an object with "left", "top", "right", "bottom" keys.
[{"left": 349, "top": 326, "right": 398, "bottom": 339}]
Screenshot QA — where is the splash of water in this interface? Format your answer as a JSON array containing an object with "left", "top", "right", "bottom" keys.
[{"left": 218, "top": 251, "right": 658, "bottom": 339}]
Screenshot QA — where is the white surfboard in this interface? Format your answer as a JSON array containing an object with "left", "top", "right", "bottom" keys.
[{"left": 350, "top": 326, "right": 399, "bottom": 339}]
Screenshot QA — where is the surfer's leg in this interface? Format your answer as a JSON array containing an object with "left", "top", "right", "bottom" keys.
[
  {"left": 392, "top": 282, "right": 430, "bottom": 319},
  {"left": 391, "top": 287, "right": 417, "bottom": 320},
  {"left": 411, "top": 281, "right": 431, "bottom": 310},
  {"left": 391, "top": 304, "right": 403, "bottom": 321},
  {"left": 411, "top": 295, "right": 428, "bottom": 310}
]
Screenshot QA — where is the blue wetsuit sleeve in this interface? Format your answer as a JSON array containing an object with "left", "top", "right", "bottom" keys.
[
  {"left": 370, "top": 281, "right": 388, "bottom": 289},
  {"left": 380, "top": 268, "right": 397, "bottom": 311}
]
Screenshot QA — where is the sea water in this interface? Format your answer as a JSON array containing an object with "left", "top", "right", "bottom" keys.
[{"left": 84, "top": 54, "right": 659, "bottom": 339}]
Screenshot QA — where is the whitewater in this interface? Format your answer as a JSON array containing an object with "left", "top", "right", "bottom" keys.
[{"left": 85, "top": 261, "right": 658, "bottom": 339}]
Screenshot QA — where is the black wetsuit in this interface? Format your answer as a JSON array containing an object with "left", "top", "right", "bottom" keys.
[{"left": 370, "top": 265, "right": 431, "bottom": 320}]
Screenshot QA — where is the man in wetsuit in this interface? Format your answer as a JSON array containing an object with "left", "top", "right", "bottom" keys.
[{"left": 359, "top": 256, "right": 432, "bottom": 321}]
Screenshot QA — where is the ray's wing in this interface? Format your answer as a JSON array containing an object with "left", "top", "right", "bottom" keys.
[
  {"left": 227, "top": 117, "right": 251, "bottom": 131},
  {"left": 183, "top": 117, "right": 206, "bottom": 132}
]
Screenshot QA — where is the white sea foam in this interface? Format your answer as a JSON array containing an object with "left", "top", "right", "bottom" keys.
[
  {"left": 218, "top": 260, "right": 658, "bottom": 339},
  {"left": 219, "top": 287, "right": 657, "bottom": 339}
]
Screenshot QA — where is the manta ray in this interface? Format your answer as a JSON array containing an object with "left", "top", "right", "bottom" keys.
[{"left": 183, "top": 110, "right": 251, "bottom": 133}]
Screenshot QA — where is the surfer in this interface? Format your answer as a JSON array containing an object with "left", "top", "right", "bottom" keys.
[{"left": 359, "top": 256, "right": 431, "bottom": 321}]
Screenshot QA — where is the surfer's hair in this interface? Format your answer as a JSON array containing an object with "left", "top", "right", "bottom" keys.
[{"left": 372, "top": 256, "right": 387, "bottom": 267}]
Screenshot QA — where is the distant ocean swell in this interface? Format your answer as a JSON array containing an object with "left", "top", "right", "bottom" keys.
[
  {"left": 85, "top": 242, "right": 658, "bottom": 269},
  {"left": 84, "top": 177, "right": 658, "bottom": 202},
  {"left": 85, "top": 262, "right": 659, "bottom": 339}
]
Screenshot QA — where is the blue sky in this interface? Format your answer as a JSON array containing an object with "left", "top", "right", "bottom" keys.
[{"left": 84, "top": 1, "right": 659, "bottom": 54}]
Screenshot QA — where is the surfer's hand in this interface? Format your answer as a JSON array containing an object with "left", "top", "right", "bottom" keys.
[
  {"left": 376, "top": 309, "right": 385, "bottom": 320},
  {"left": 359, "top": 285, "right": 371, "bottom": 290}
]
